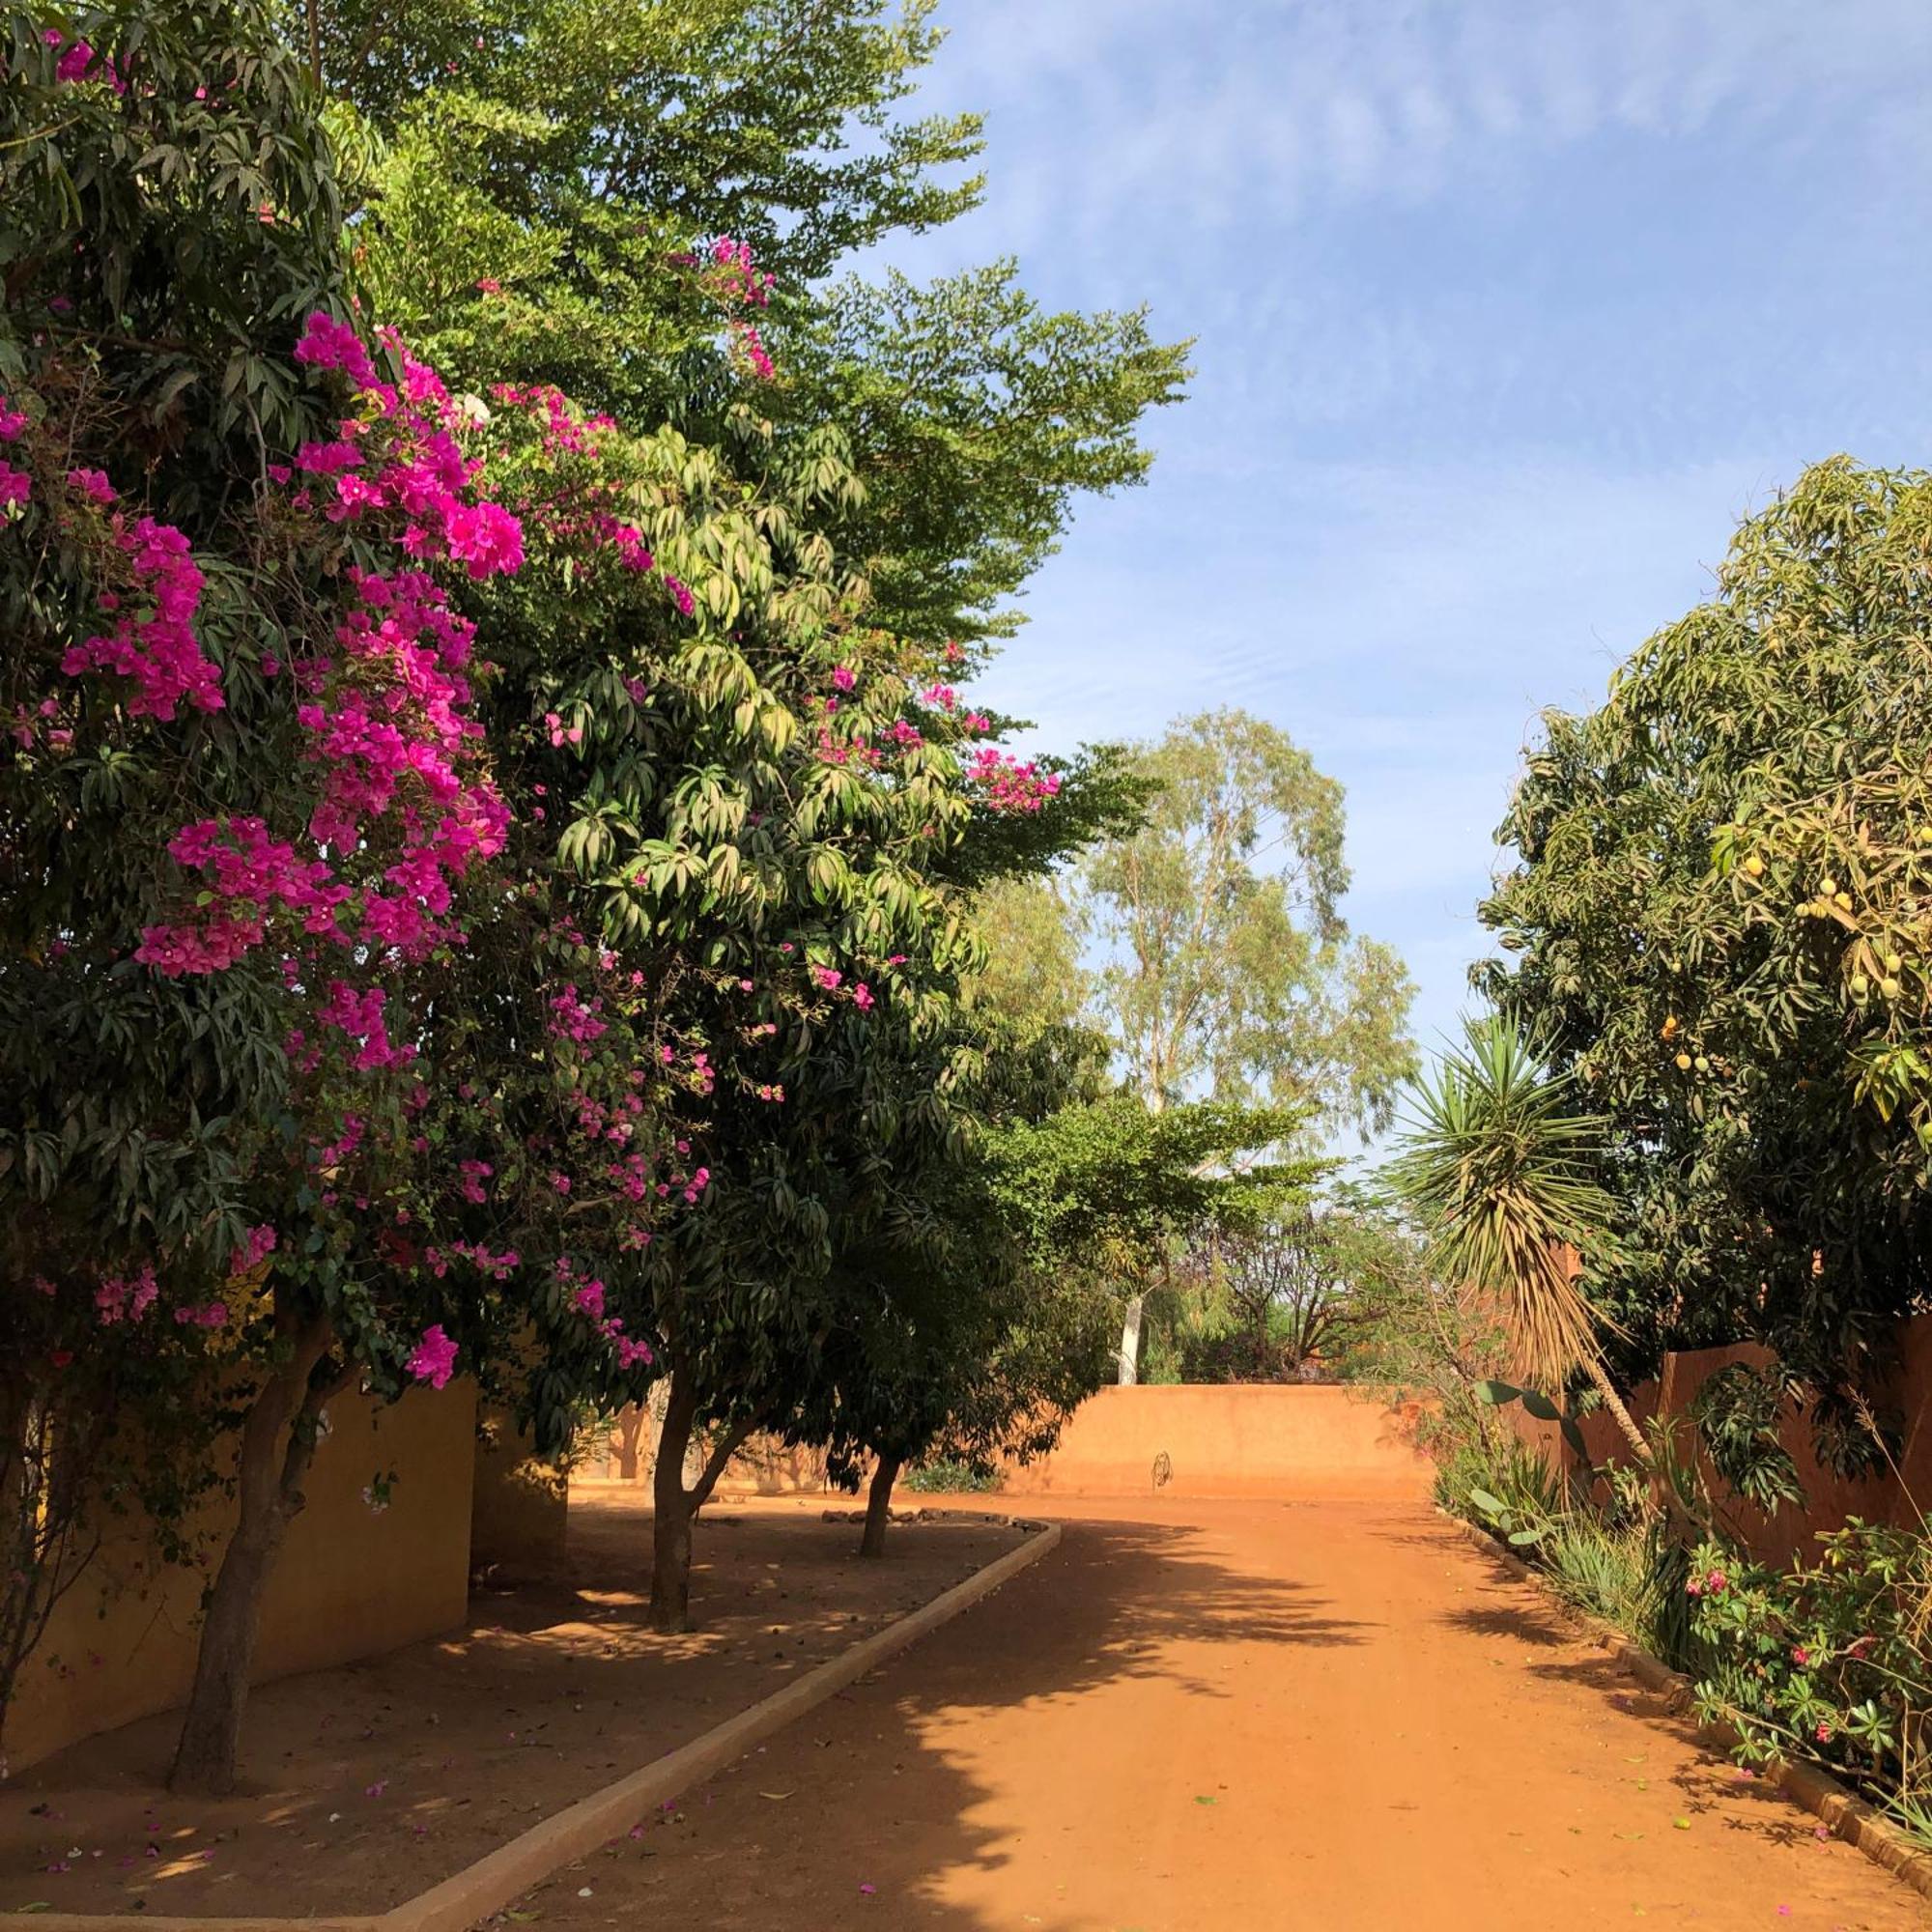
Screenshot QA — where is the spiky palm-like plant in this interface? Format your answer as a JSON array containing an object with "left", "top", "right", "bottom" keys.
[{"left": 1384, "top": 1017, "right": 1649, "bottom": 1463}]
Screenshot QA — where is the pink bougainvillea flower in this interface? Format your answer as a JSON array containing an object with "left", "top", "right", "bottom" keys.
[
  {"left": 66, "top": 467, "right": 116, "bottom": 504},
  {"left": 407, "top": 1325, "right": 459, "bottom": 1389}
]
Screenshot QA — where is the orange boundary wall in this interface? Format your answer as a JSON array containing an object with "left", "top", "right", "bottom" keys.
[
  {"left": 993, "top": 1383, "right": 1435, "bottom": 1499},
  {"left": 595, "top": 1383, "right": 1445, "bottom": 1499},
  {"left": 584, "top": 1385, "right": 1439, "bottom": 1503},
  {"left": 1510, "top": 1315, "right": 1932, "bottom": 1568}
]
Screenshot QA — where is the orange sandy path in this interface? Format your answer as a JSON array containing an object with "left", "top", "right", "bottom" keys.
[{"left": 498, "top": 1495, "right": 1925, "bottom": 1931}]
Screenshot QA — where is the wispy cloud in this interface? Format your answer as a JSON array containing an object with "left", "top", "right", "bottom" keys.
[
  {"left": 925, "top": 0, "right": 1932, "bottom": 245},
  {"left": 872, "top": 0, "right": 1932, "bottom": 1087}
]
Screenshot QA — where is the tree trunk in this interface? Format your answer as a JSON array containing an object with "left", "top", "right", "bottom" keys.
[
  {"left": 642, "top": 1378, "right": 671, "bottom": 1479},
  {"left": 1585, "top": 1357, "right": 1653, "bottom": 1466},
  {"left": 611, "top": 1406, "right": 644, "bottom": 1482},
  {"left": 1117, "top": 1295, "right": 1144, "bottom": 1385},
  {"left": 648, "top": 1376, "right": 698, "bottom": 1633},
  {"left": 169, "top": 1320, "right": 332, "bottom": 1796},
  {"left": 646, "top": 1373, "right": 759, "bottom": 1634},
  {"left": 860, "top": 1454, "right": 901, "bottom": 1559}
]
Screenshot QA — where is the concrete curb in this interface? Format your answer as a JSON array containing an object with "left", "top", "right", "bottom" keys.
[
  {"left": 14, "top": 1521, "right": 1064, "bottom": 1932},
  {"left": 1445, "top": 1511, "right": 1932, "bottom": 1903}
]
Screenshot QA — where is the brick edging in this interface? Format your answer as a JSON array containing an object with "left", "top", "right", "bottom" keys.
[
  {"left": 16, "top": 1521, "right": 1065, "bottom": 1932},
  {"left": 1445, "top": 1510, "right": 1932, "bottom": 1902}
]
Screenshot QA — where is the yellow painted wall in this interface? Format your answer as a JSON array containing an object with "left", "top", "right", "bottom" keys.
[
  {"left": 9, "top": 1379, "right": 476, "bottom": 1773},
  {"left": 469, "top": 1404, "right": 568, "bottom": 1578}
]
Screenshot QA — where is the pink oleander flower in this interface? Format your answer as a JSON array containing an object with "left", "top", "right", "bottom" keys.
[
  {"left": 0, "top": 462, "right": 31, "bottom": 510},
  {"left": 852, "top": 982, "right": 874, "bottom": 1011},
  {"left": 812, "top": 965, "right": 842, "bottom": 991},
  {"left": 407, "top": 1324, "right": 460, "bottom": 1389},
  {"left": 831, "top": 665, "right": 856, "bottom": 692}
]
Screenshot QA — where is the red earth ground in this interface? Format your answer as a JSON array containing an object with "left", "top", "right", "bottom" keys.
[{"left": 488, "top": 1495, "right": 1927, "bottom": 1931}]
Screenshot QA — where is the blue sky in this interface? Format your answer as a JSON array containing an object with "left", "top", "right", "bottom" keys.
[{"left": 873, "top": 0, "right": 1932, "bottom": 1101}]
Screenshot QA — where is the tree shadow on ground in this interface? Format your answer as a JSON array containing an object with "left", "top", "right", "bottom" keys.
[
  {"left": 0, "top": 1505, "right": 1026, "bottom": 1919},
  {"left": 1437, "top": 1600, "right": 1573, "bottom": 1647},
  {"left": 491, "top": 1509, "right": 1370, "bottom": 1932}
]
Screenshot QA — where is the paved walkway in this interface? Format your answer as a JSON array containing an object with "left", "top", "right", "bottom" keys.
[{"left": 500, "top": 1497, "right": 1925, "bottom": 1930}]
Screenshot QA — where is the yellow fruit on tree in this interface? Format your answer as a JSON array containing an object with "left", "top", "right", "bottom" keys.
[
  {"left": 1883, "top": 977, "right": 1903, "bottom": 1000},
  {"left": 1744, "top": 854, "right": 1765, "bottom": 877},
  {"left": 1675, "top": 1052, "right": 1692, "bottom": 1070}
]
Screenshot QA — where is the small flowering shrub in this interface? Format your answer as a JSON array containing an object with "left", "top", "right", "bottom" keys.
[{"left": 1689, "top": 1522, "right": 1932, "bottom": 1833}]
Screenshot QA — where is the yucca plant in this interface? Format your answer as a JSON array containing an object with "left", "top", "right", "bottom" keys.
[{"left": 1383, "top": 1016, "right": 1650, "bottom": 1464}]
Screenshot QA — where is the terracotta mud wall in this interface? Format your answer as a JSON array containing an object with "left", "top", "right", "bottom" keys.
[
  {"left": 993, "top": 1384, "right": 1436, "bottom": 1499},
  {"left": 1509, "top": 1315, "right": 1932, "bottom": 1569},
  {"left": 583, "top": 1386, "right": 1435, "bottom": 1502},
  {"left": 10, "top": 1378, "right": 476, "bottom": 1773},
  {"left": 585, "top": 1409, "right": 832, "bottom": 1496}
]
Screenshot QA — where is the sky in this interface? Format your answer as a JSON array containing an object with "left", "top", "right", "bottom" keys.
[{"left": 869, "top": 0, "right": 1932, "bottom": 1111}]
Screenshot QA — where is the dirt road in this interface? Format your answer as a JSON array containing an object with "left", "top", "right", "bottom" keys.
[{"left": 499, "top": 1496, "right": 1926, "bottom": 1930}]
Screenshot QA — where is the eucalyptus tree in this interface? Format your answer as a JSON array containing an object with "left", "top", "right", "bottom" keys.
[{"left": 1080, "top": 709, "right": 1415, "bottom": 1131}]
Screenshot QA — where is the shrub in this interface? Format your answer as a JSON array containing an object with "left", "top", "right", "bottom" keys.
[
  {"left": 1689, "top": 1520, "right": 1932, "bottom": 1839},
  {"left": 904, "top": 1457, "right": 1004, "bottom": 1494}
]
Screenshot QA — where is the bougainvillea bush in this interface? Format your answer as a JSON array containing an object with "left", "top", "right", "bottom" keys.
[
  {"left": 1, "top": 4, "right": 364, "bottom": 1768},
  {"left": 0, "top": 6, "right": 699, "bottom": 1787}
]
